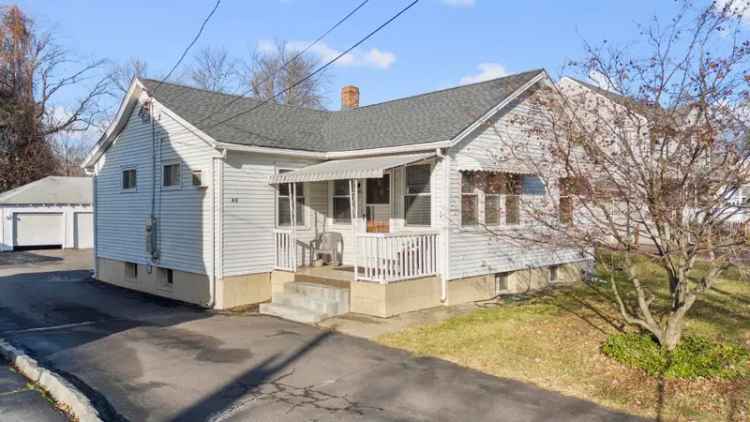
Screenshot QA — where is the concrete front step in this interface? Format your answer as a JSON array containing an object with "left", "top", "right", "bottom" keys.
[
  {"left": 285, "top": 282, "right": 350, "bottom": 305},
  {"left": 272, "top": 291, "right": 341, "bottom": 315},
  {"left": 259, "top": 302, "right": 328, "bottom": 324},
  {"left": 260, "top": 281, "right": 350, "bottom": 324}
]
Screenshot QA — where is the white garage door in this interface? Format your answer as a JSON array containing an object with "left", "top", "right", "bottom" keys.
[
  {"left": 74, "top": 212, "right": 93, "bottom": 249},
  {"left": 13, "top": 213, "right": 64, "bottom": 247}
]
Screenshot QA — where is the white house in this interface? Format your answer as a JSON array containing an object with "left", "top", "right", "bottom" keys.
[
  {"left": 82, "top": 70, "right": 589, "bottom": 322},
  {"left": 0, "top": 176, "right": 93, "bottom": 251}
]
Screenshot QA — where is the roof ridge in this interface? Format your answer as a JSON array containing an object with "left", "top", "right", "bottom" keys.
[
  {"left": 343, "top": 69, "right": 545, "bottom": 112},
  {"left": 140, "top": 78, "right": 332, "bottom": 114}
]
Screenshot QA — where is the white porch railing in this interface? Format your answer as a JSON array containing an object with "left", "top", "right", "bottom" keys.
[
  {"left": 274, "top": 229, "right": 296, "bottom": 271},
  {"left": 356, "top": 231, "right": 440, "bottom": 283}
]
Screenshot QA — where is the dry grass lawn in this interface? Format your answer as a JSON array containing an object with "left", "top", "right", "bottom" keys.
[{"left": 377, "top": 260, "right": 750, "bottom": 421}]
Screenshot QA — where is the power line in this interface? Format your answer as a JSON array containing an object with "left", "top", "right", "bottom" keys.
[
  {"left": 152, "top": 0, "right": 222, "bottom": 96},
  {"left": 203, "top": 0, "right": 419, "bottom": 131},
  {"left": 192, "top": 0, "right": 370, "bottom": 126}
]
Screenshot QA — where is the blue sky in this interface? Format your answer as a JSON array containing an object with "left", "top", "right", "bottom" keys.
[{"left": 19, "top": 0, "right": 683, "bottom": 120}]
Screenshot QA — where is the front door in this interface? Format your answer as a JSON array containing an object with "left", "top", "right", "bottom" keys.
[{"left": 366, "top": 175, "right": 390, "bottom": 233}]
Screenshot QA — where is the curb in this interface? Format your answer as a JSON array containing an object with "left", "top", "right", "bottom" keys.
[{"left": 0, "top": 338, "right": 102, "bottom": 422}]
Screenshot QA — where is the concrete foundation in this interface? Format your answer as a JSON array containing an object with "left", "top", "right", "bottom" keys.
[
  {"left": 97, "top": 257, "right": 587, "bottom": 315},
  {"left": 96, "top": 257, "right": 274, "bottom": 310},
  {"left": 350, "top": 276, "right": 442, "bottom": 318}
]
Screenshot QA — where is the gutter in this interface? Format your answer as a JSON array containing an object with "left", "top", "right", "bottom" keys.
[{"left": 213, "top": 140, "right": 452, "bottom": 161}]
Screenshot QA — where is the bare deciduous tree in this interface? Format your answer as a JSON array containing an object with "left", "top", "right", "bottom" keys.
[
  {"left": 0, "top": 5, "right": 109, "bottom": 191},
  {"left": 485, "top": 0, "right": 750, "bottom": 350},
  {"left": 108, "top": 57, "right": 149, "bottom": 96},
  {"left": 242, "top": 40, "right": 328, "bottom": 109},
  {"left": 189, "top": 46, "right": 238, "bottom": 93}
]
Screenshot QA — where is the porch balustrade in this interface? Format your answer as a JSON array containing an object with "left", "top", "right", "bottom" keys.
[
  {"left": 273, "top": 229, "right": 296, "bottom": 272},
  {"left": 356, "top": 230, "right": 440, "bottom": 283}
]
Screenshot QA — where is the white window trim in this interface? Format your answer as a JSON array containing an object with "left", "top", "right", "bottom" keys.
[
  {"left": 191, "top": 169, "right": 206, "bottom": 189},
  {"left": 484, "top": 193, "right": 502, "bottom": 226},
  {"left": 275, "top": 168, "right": 308, "bottom": 229},
  {"left": 403, "top": 162, "right": 433, "bottom": 227},
  {"left": 162, "top": 161, "right": 182, "bottom": 190},
  {"left": 461, "top": 172, "right": 479, "bottom": 227},
  {"left": 330, "top": 179, "right": 353, "bottom": 226},
  {"left": 120, "top": 165, "right": 137, "bottom": 193}
]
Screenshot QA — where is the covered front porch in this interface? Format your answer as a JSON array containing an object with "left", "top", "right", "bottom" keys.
[{"left": 269, "top": 152, "right": 443, "bottom": 285}]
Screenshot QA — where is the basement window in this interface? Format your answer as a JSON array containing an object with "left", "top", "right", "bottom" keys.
[
  {"left": 125, "top": 262, "right": 138, "bottom": 280},
  {"left": 495, "top": 272, "right": 509, "bottom": 294},
  {"left": 160, "top": 268, "right": 174, "bottom": 288},
  {"left": 549, "top": 265, "right": 559, "bottom": 284}
]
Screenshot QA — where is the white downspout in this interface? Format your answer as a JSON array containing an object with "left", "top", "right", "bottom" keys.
[{"left": 437, "top": 148, "right": 450, "bottom": 302}]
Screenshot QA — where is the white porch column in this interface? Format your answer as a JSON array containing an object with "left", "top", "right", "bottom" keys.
[
  {"left": 290, "top": 182, "right": 297, "bottom": 270},
  {"left": 349, "top": 179, "right": 359, "bottom": 281}
]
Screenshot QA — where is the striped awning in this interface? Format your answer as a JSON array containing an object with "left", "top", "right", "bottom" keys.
[{"left": 269, "top": 152, "right": 435, "bottom": 184}]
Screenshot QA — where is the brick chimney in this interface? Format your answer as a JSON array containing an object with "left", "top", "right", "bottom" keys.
[{"left": 341, "top": 85, "right": 359, "bottom": 110}]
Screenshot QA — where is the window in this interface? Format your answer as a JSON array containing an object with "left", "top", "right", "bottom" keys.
[
  {"left": 485, "top": 173, "right": 504, "bottom": 225},
  {"left": 404, "top": 164, "right": 431, "bottom": 226},
  {"left": 495, "top": 272, "right": 509, "bottom": 293},
  {"left": 549, "top": 265, "right": 559, "bottom": 283},
  {"left": 461, "top": 172, "right": 479, "bottom": 226},
  {"left": 160, "top": 268, "right": 174, "bottom": 287},
  {"left": 277, "top": 170, "right": 305, "bottom": 226},
  {"left": 332, "top": 180, "right": 351, "bottom": 224},
  {"left": 191, "top": 170, "right": 203, "bottom": 187},
  {"left": 125, "top": 262, "right": 138, "bottom": 280},
  {"left": 559, "top": 177, "right": 583, "bottom": 225},
  {"left": 122, "top": 169, "right": 137, "bottom": 190},
  {"left": 163, "top": 163, "right": 181, "bottom": 187},
  {"left": 505, "top": 174, "right": 522, "bottom": 225}
]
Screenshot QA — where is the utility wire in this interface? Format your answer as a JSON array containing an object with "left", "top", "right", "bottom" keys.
[
  {"left": 203, "top": 0, "right": 419, "bottom": 131},
  {"left": 152, "top": 0, "right": 222, "bottom": 96},
  {"left": 193, "top": 0, "right": 370, "bottom": 127}
]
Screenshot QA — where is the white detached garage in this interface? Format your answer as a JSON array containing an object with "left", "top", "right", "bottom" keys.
[{"left": 0, "top": 176, "right": 93, "bottom": 251}]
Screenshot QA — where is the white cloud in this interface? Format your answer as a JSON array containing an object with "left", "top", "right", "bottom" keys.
[
  {"left": 364, "top": 48, "right": 396, "bottom": 69},
  {"left": 258, "top": 40, "right": 397, "bottom": 70},
  {"left": 442, "top": 0, "right": 475, "bottom": 7},
  {"left": 459, "top": 63, "right": 508, "bottom": 85},
  {"left": 715, "top": 0, "right": 750, "bottom": 25}
]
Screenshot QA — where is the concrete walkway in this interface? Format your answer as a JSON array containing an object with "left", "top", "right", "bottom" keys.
[{"left": 0, "top": 249, "right": 644, "bottom": 421}]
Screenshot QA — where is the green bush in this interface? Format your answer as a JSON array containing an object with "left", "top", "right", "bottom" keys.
[{"left": 602, "top": 333, "right": 749, "bottom": 380}]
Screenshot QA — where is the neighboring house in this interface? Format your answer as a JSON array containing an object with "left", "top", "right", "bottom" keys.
[
  {"left": 0, "top": 176, "right": 93, "bottom": 251},
  {"left": 82, "top": 69, "right": 589, "bottom": 321}
]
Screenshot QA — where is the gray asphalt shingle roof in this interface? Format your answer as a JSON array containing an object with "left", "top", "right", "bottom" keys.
[
  {"left": 0, "top": 176, "right": 92, "bottom": 205},
  {"left": 141, "top": 69, "right": 544, "bottom": 152}
]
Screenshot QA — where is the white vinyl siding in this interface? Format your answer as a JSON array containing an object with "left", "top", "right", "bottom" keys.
[
  {"left": 448, "top": 91, "right": 586, "bottom": 280},
  {"left": 221, "top": 152, "right": 324, "bottom": 277},
  {"left": 94, "top": 101, "right": 215, "bottom": 275}
]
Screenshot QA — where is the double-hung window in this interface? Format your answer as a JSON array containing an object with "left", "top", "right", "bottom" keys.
[
  {"left": 484, "top": 173, "right": 504, "bottom": 225},
  {"left": 277, "top": 170, "right": 304, "bottom": 226},
  {"left": 404, "top": 164, "right": 431, "bottom": 226},
  {"left": 559, "top": 177, "right": 574, "bottom": 225},
  {"left": 505, "top": 174, "right": 522, "bottom": 225},
  {"left": 122, "top": 168, "right": 137, "bottom": 191},
  {"left": 461, "top": 172, "right": 479, "bottom": 226},
  {"left": 163, "top": 163, "right": 181, "bottom": 187},
  {"left": 332, "top": 180, "right": 351, "bottom": 224}
]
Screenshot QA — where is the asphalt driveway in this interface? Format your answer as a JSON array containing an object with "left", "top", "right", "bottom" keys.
[{"left": 0, "top": 249, "right": 644, "bottom": 421}]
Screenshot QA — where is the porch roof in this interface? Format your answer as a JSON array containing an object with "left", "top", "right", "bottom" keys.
[{"left": 269, "top": 152, "right": 436, "bottom": 184}]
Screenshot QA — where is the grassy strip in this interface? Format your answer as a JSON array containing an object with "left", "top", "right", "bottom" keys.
[{"left": 377, "top": 263, "right": 750, "bottom": 421}]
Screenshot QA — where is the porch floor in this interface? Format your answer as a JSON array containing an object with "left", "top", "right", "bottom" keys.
[{"left": 294, "top": 265, "right": 356, "bottom": 289}]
